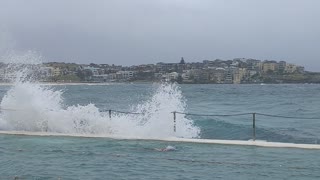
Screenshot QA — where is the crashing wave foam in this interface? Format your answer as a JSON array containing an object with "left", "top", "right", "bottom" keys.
[{"left": 0, "top": 53, "right": 200, "bottom": 138}]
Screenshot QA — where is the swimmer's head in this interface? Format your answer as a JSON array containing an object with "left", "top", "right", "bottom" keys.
[
  {"left": 154, "top": 145, "right": 177, "bottom": 152},
  {"left": 165, "top": 146, "right": 176, "bottom": 151}
]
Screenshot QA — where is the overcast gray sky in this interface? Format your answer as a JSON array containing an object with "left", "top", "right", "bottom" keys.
[{"left": 0, "top": 0, "right": 319, "bottom": 71}]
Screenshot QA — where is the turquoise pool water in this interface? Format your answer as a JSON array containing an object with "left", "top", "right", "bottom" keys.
[{"left": 1, "top": 134, "right": 320, "bottom": 180}]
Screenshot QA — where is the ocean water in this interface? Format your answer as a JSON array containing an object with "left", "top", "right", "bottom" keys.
[{"left": 0, "top": 83, "right": 320, "bottom": 179}]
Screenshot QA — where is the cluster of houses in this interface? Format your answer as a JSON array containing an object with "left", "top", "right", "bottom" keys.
[
  {"left": 0, "top": 58, "right": 305, "bottom": 84},
  {"left": 153, "top": 58, "right": 305, "bottom": 84}
]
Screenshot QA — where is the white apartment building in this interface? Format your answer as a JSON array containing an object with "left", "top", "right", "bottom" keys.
[
  {"left": 163, "top": 72, "right": 179, "bottom": 81},
  {"left": 118, "top": 71, "right": 134, "bottom": 79},
  {"left": 53, "top": 67, "right": 62, "bottom": 76},
  {"left": 285, "top": 64, "right": 297, "bottom": 73}
]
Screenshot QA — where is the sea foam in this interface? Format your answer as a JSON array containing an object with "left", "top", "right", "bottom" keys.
[{"left": 0, "top": 52, "right": 200, "bottom": 138}]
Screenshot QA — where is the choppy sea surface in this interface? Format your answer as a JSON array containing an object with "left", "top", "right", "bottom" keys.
[{"left": 1, "top": 83, "right": 320, "bottom": 179}]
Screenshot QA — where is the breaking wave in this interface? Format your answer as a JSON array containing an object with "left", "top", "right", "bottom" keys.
[{"left": 0, "top": 53, "right": 200, "bottom": 138}]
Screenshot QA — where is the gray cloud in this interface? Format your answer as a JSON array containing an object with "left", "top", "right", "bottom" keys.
[{"left": 0, "top": 0, "right": 319, "bottom": 70}]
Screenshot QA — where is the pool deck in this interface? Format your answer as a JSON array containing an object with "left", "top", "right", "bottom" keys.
[{"left": 1, "top": 130, "right": 320, "bottom": 150}]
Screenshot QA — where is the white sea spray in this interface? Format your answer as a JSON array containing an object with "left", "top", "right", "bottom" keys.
[{"left": 0, "top": 52, "right": 200, "bottom": 138}]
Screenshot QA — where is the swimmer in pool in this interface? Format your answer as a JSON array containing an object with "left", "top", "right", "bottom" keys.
[{"left": 154, "top": 145, "right": 176, "bottom": 152}]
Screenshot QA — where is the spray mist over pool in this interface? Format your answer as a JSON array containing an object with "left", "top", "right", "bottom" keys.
[{"left": 0, "top": 53, "right": 200, "bottom": 138}]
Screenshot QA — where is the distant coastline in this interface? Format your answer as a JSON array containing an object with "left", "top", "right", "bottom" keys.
[
  {"left": 2, "top": 81, "right": 320, "bottom": 86},
  {"left": 2, "top": 58, "right": 320, "bottom": 84}
]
